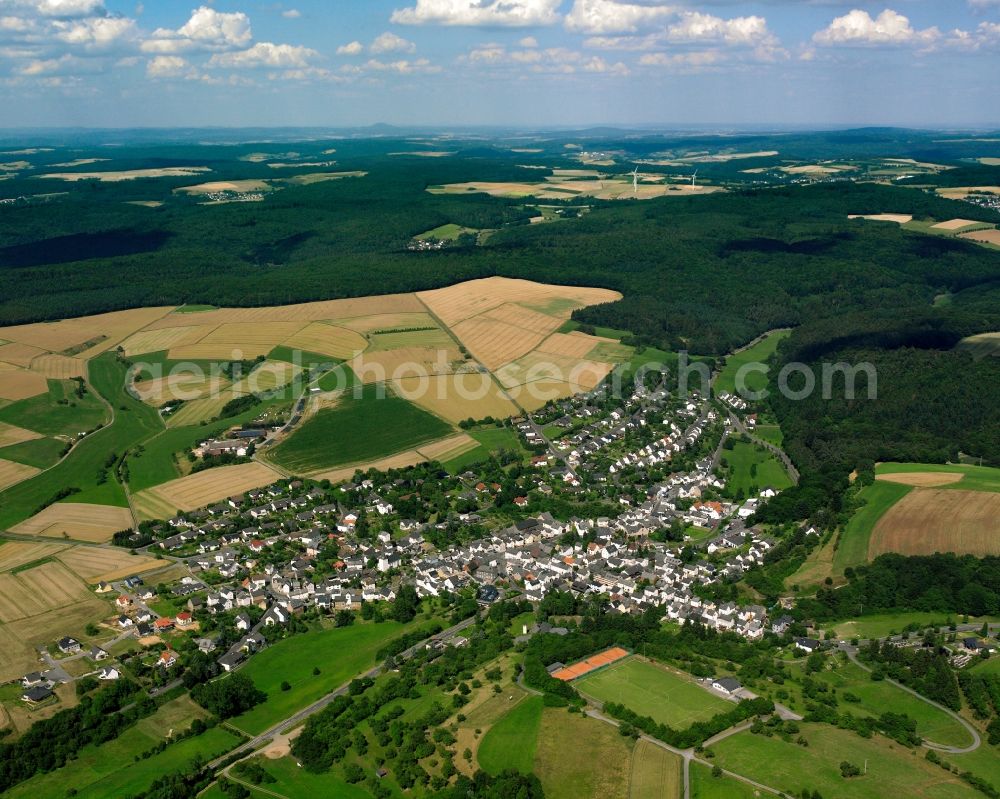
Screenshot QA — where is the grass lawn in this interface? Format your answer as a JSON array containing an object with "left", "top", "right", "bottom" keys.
[
  {"left": 832, "top": 480, "right": 912, "bottom": 575},
  {"left": 315, "top": 363, "right": 359, "bottom": 392},
  {"left": 0, "top": 378, "right": 107, "bottom": 438},
  {"left": 820, "top": 657, "right": 973, "bottom": 748},
  {"left": 710, "top": 724, "right": 970, "bottom": 799},
  {"left": 415, "top": 223, "right": 478, "bottom": 241},
  {"left": 207, "top": 756, "right": 371, "bottom": 799},
  {"left": 533, "top": 706, "right": 633, "bottom": 799},
  {"left": 629, "top": 739, "right": 682, "bottom": 799},
  {"left": 875, "top": 462, "right": 1000, "bottom": 493},
  {"left": 443, "top": 426, "right": 526, "bottom": 473},
  {"left": 576, "top": 658, "right": 732, "bottom": 729},
  {"left": 0, "top": 436, "right": 66, "bottom": 469},
  {"left": 713, "top": 330, "right": 790, "bottom": 396},
  {"left": 5, "top": 697, "right": 238, "bottom": 799},
  {"left": 754, "top": 423, "right": 783, "bottom": 447},
  {"left": 970, "top": 656, "right": 1000, "bottom": 676},
  {"left": 469, "top": 426, "right": 524, "bottom": 452},
  {"left": 509, "top": 611, "right": 535, "bottom": 637},
  {"left": 949, "top": 735, "right": 1000, "bottom": 789},
  {"left": 720, "top": 440, "right": 792, "bottom": 496},
  {"left": 557, "top": 320, "right": 634, "bottom": 340},
  {"left": 228, "top": 620, "right": 417, "bottom": 735},
  {"left": 268, "top": 345, "right": 342, "bottom": 371},
  {"left": 269, "top": 382, "right": 452, "bottom": 473},
  {"left": 784, "top": 532, "right": 837, "bottom": 591},
  {"left": 690, "top": 763, "right": 759, "bottom": 798},
  {"left": 828, "top": 612, "right": 996, "bottom": 640},
  {"left": 0, "top": 353, "right": 164, "bottom": 528},
  {"left": 478, "top": 694, "right": 544, "bottom": 775}
]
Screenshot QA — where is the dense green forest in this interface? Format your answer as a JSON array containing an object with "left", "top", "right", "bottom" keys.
[
  {"left": 2, "top": 132, "right": 999, "bottom": 530},
  {"left": 800, "top": 553, "right": 1000, "bottom": 620}
]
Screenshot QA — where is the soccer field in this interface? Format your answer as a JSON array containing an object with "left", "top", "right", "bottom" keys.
[{"left": 576, "top": 657, "right": 732, "bottom": 729}]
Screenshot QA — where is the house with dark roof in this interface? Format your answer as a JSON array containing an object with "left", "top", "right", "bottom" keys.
[
  {"left": 712, "top": 677, "right": 742, "bottom": 695},
  {"left": 22, "top": 685, "right": 53, "bottom": 704}
]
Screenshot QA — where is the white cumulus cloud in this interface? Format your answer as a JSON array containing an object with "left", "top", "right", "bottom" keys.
[
  {"left": 390, "top": 0, "right": 562, "bottom": 28},
  {"left": 336, "top": 40, "right": 363, "bottom": 55},
  {"left": 11, "top": 0, "right": 105, "bottom": 17},
  {"left": 564, "top": 0, "right": 675, "bottom": 35},
  {"left": 146, "top": 54, "right": 189, "bottom": 78},
  {"left": 665, "top": 12, "right": 772, "bottom": 46},
  {"left": 51, "top": 15, "right": 136, "bottom": 47},
  {"left": 208, "top": 41, "right": 318, "bottom": 69},
  {"left": 142, "top": 6, "right": 251, "bottom": 53},
  {"left": 813, "top": 9, "right": 940, "bottom": 47},
  {"left": 370, "top": 31, "right": 415, "bottom": 53}
]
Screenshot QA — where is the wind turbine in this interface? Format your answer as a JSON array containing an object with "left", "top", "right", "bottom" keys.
[
  {"left": 631, "top": 166, "right": 640, "bottom": 195},
  {"left": 691, "top": 169, "right": 698, "bottom": 189}
]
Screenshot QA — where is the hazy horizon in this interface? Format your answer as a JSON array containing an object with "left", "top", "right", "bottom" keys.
[{"left": 1, "top": 1, "right": 999, "bottom": 129}]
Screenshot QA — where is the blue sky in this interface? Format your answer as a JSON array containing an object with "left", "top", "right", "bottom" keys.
[{"left": 1, "top": 0, "right": 999, "bottom": 128}]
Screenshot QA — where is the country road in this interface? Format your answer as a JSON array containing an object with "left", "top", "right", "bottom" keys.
[
  {"left": 207, "top": 613, "right": 479, "bottom": 769},
  {"left": 839, "top": 642, "right": 981, "bottom": 754}
]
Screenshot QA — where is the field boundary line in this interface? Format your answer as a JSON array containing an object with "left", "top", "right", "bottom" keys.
[{"left": 413, "top": 293, "right": 524, "bottom": 415}]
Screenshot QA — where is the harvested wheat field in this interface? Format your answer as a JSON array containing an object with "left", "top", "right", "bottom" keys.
[
  {"left": 957, "top": 332, "right": 1000, "bottom": 358},
  {"left": 452, "top": 318, "right": 546, "bottom": 371},
  {"left": 0, "top": 563, "right": 108, "bottom": 681},
  {"left": 231, "top": 360, "right": 300, "bottom": 395},
  {"left": 134, "top": 462, "right": 279, "bottom": 518},
  {"left": 392, "top": 373, "right": 519, "bottom": 423},
  {"left": 483, "top": 303, "right": 564, "bottom": 336},
  {"left": 176, "top": 179, "right": 272, "bottom": 195},
  {"left": 931, "top": 218, "right": 980, "bottom": 230},
  {"left": 876, "top": 472, "right": 965, "bottom": 487},
  {"left": 869, "top": 489, "right": 1000, "bottom": 558},
  {"left": 0, "top": 458, "right": 40, "bottom": 491},
  {"left": 119, "top": 324, "right": 213, "bottom": 357},
  {"left": 29, "top": 353, "right": 86, "bottom": 379},
  {"left": 0, "top": 421, "right": 40, "bottom": 448},
  {"left": 0, "top": 561, "right": 94, "bottom": 622},
  {"left": 134, "top": 373, "right": 231, "bottom": 407},
  {"left": 848, "top": 214, "right": 913, "bottom": 224},
  {"left": 536, "top": 332, "right": 603, "bottom": 359},
  {"left": 367, "top": 327, "right": 454, "bottom": 351},
  {"left": 0, "top": 307, "right": 173, "bottom": 355},
  {"left": 508, "top": 379, "right": 578, "bottom": 411},
  {"left": 351, "top": 347, "right": 466, "bottom": 383},
  {"left": 165, "top": 393, "right": 236, "bottom": 427},
  {"left": 937, "top": 186, "right": 1000, "bottom": 200},
  {"left": 418, "top": 276, "right": 620, "bottom": 326},
  {"left": 338, "top": 312, "right": 440, "bottom": 334},
  {"left": 0, "top": 369, "right": 49, "bottom": 401},
  {"left": 0, "top": 341, "right": 49, "bottom": 367},
  {"left": 57, "top": 546, "right": 162, "bottom": 584},
  {"left": 496, "top": 352, "right": 614, "bottom": 391},
  {"left": 10, "top": 503, "right": 134, "bottom": 542},
  {"left": 168, "top": 341, "right": 274, "bottom": 360},
  {"left": 169, "top": 321, "right": 307, "bottom": 360},
  {"left": 39, "top": 167, "right": 210, "bottom": 181},
  {"left": 415, "top": 433, "right": 479, "bottom": 462},
  {"left": 0, "top": 541, "right": 68, "bottom": 572},
  {"left": 959, "top": 229, "right": 1000, "bottom": 246},
  {"left": 146, "top": 293, "right": 423, "bottom": 330},
  {"left": 312, "top": 450, "right": 431, "bottom": 484},
  {"left": 281, "top": 322, "right": 368, "bottom": 360}
]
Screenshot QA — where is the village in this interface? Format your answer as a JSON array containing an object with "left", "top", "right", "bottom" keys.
[{"left": 14, "top": 377, "right": 803, "bottom": 707}]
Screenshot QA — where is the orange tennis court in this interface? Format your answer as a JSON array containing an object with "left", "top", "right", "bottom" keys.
[{"left": 551, "top": 646, "right": 630, "bottom": 681}]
